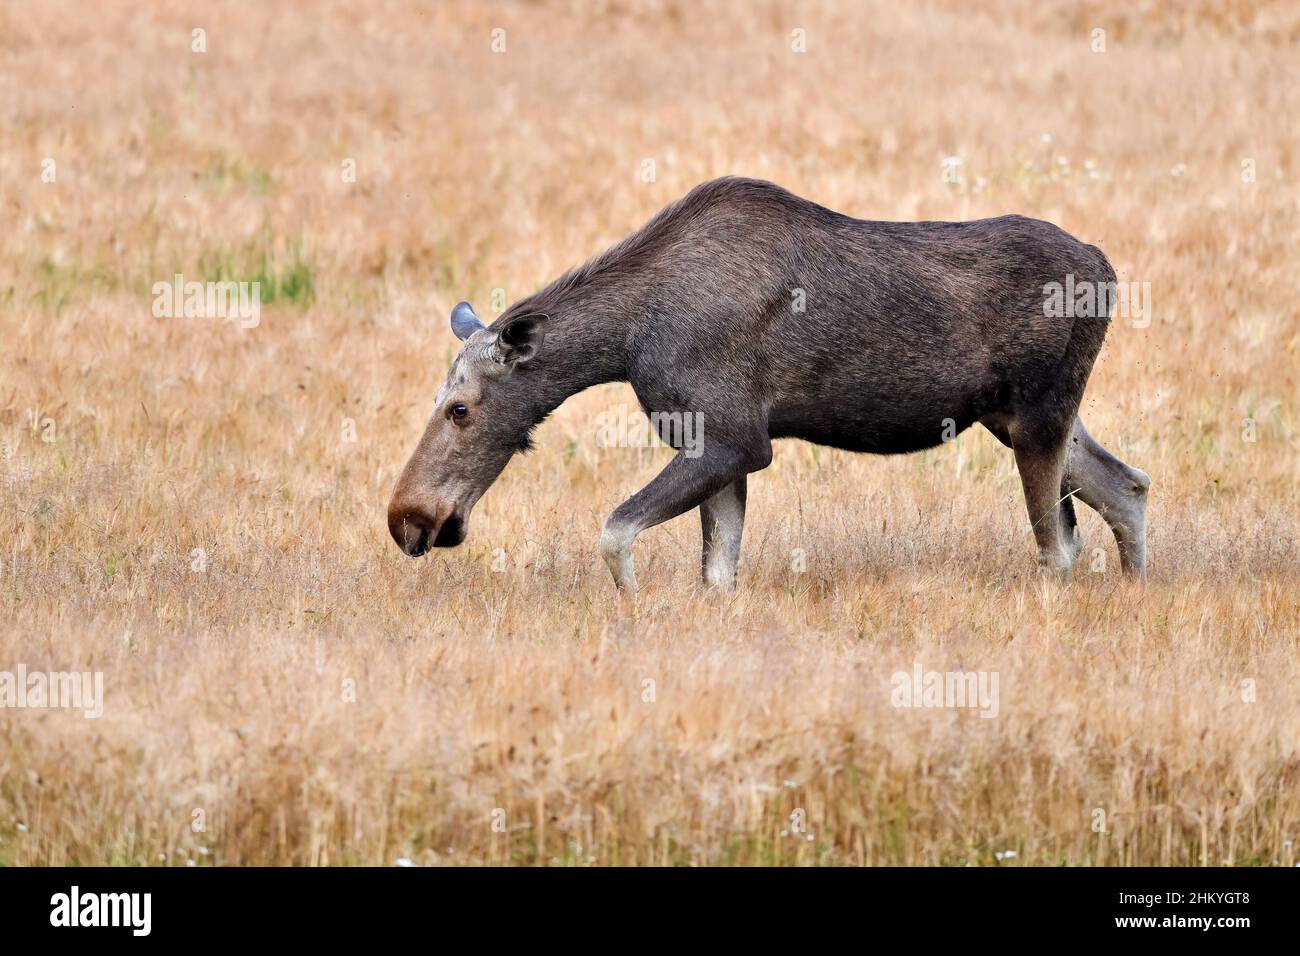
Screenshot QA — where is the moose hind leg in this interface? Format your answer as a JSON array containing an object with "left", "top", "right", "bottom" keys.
[
  {"left": 1011, "top": 435, "right": 1075, "bottom": 574},
  {"left": 985, "top": 415, "right": 1082, "bottom": 572},
  {"left": 699, "top": 477, "right": 747, "bottom": 591},
  {"left": 1064, "top": 419, "right": 1150, "bottom": 576}
]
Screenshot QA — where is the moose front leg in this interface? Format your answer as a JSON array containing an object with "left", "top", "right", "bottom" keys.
[
  {"left": 600, "top": 444, "right": 767, "bottom": 592},
  {"left": 700, "top": 476, "right": 747, "bottom": 591}
]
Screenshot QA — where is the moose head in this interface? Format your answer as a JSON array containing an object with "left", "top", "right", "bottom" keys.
[{"left": 387, "top": 301, "right": 547, "bottom": 556}]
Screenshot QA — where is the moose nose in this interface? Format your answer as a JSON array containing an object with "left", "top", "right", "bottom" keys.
[{"left": 388, "top": 507, "right": 439, "bottom": 557}]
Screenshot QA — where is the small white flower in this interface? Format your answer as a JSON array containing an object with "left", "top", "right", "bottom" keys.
[
  {"left": 394, "top": 857, "right": 416, "bottom": 867},
  {"left": 783, "top": 780, "right": 797, "bottom": 789},
  {"left": 1170, "top": 164, "right": 1187, "bottom": 178},
  {"left": 995, "top": 849, "right": 1018, "bottom": 861},
  {"left": 1041, "top": 133, "right": 1053, "bottom": 144},
  {"left": 15, "top": 822, "right": 28, "bottom": 832}
]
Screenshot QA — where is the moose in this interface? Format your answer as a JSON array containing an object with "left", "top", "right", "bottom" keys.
[{"left": 388, "top": 177, "right": 1150, "bottom": 591}]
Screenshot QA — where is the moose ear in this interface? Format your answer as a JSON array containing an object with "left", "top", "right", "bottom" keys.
[
  {"left": 450, "top": 301, "right": 485, "bottom": 341},
  {"left": 492, "top": 313, "right": 546, "bottom": 365}
]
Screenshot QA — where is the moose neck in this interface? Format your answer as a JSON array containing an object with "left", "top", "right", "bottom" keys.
[{"left": 515, "top": 288, "right": 631, "bottom": 416}]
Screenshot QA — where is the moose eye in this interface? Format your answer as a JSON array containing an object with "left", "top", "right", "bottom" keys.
[{"left": 449, "top": 403, "right": 470, "bottom": 424}]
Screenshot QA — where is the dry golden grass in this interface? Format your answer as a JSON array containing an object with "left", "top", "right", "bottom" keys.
[{"left": 1, "top": 0, "right": 1297, "bottom": 866}]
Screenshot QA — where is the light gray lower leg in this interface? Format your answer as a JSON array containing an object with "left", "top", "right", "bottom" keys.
[
  {"left": 599, "top": 520, "right": 639, "bottom": 592},
  {"left": 1065, "top": 419, "right": 1150, "bottom": 576},
  {"left": 699, "top": 477, "right": 746, "bottom": 591}
]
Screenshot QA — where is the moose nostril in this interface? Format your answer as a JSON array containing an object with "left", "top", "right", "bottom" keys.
[
  {"left": 388, "top": 508, "right": 437, "bottom": 557},
  {"left": 433, "top": 513, "right": 464, "bottom": 548}
]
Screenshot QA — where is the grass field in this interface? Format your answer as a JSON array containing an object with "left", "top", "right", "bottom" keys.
[{"left": 1, "top": 0, "right": 1297, "bottom": 866}]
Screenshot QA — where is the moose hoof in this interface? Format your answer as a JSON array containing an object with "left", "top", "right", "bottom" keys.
[
  {"left": 1035, "top": 551, "right": 1074, "bottom": 579},
  {"left": 702, "top": 578, "right": 737, "bottom": 595}
]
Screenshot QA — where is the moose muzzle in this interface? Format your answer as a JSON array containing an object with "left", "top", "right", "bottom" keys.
[{"left": 387, "top": 504, "right": 467, "bottom": 556}]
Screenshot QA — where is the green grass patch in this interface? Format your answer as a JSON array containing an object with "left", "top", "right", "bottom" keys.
[
  {"left": 197, "top": 154, "right": 273, "bottom": 194},
  {"left": 33, "top": 258, "right": 113, "bottom": 313},
  {"left": 201, "top": 242, "right": 317, "bottom": 308}
]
